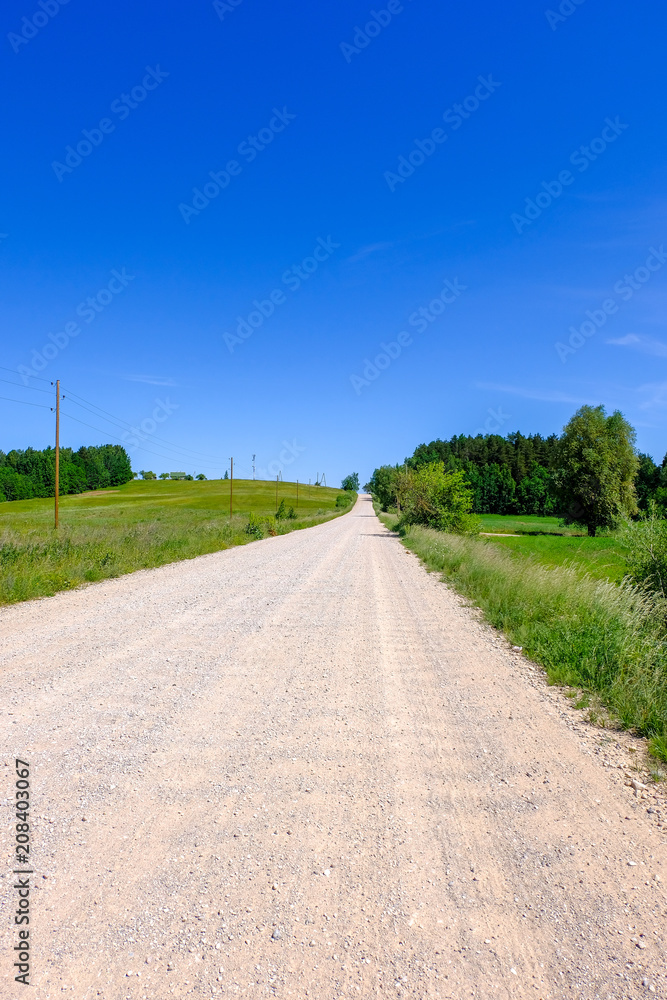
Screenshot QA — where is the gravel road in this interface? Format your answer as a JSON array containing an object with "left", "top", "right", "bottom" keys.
[{"left": 2, "top": 495, "right": 665, "bottom": 999}]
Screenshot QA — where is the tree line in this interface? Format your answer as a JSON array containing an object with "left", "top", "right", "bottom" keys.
[
  {"left": 0, "top": 445, "right": 134, "bottom": 502},
  {"left": 366, "top": 406, "right": 666, "bottom": 535}
]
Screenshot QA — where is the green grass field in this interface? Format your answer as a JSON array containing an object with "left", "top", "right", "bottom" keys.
[
  {"left": 480, "top": 513, "right": 588, "bottom": 536},
  {"left": 0, "top": 478, "right": 349, "bottom": 605},
  {"left": 478, "top": 514, "right": 627, "bottom": 582}
]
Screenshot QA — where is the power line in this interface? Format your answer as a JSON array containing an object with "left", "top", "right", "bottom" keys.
[
  {"left": 0, "top": 377, "right": 55, "bottom": 396},
  {"left": 62, "top": 387, "right": 227, "bottom": 464},
  {"left": 0, "top": 394, "right": 52, "bottom": 409},
  {"left": 0, "top": 365, "right": 53, "bottom": 384},
  {"left": 59, "top": 409, "right": 223, "bottom": 471},
  {"left": 0, "top": 391, "right": 221, "bottom": 471},
  {"left": 64, "top": 395, "right": 223, "bottom": 466},
  {"left": 0, "top": 373, "right": 228, "bottom": 473},
  {"left": 61, "top": 396, "right": 225, "bottom": 468}
]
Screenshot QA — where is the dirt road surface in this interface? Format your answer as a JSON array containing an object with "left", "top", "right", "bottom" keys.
[{"left": 1, "top": 495, "right": 665, "bottom": 999}]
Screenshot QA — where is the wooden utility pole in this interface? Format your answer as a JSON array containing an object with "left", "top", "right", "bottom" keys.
[
  {"left": 54, "top": 379, "right": 60, "bottom": 529},
  {"left": 230, "top": 457, "right": 233, "bottom": 518},
  {"left": 275, "top": 475, "right": 279, "bottom": 511}
]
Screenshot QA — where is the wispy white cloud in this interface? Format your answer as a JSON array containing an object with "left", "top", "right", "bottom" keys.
[
  {"left": 637, "top": 381, "right": 667, "bottom": 410},
  {"left": 345, "top": 242, "right": 394, "bottom": 263},
  {"left": 346, "top": 221, "right": 479, "bottom": 264},
  {"left": 474, "top": 382, "right": 587, "bottom": 405},
  {"left": 607, "top": 333, "right": 667, "bottom": 357},
  {"left": 122, "top": 374, "right": 177, "bottom": 386},
  {"left": 608, "top": 333, "right": 641, "bottom": 346}
]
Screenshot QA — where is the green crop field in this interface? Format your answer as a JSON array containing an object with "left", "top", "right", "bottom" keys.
[
  {"left": 0, "top": 478, "right": 350, "bottom": 605},
  {"left": 478, "top": 514, "right": 627, "bottom": 582}
]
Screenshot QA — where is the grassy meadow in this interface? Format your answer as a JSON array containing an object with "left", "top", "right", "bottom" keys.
[
  {"left": 478, "top": 514, "right": 627, "bottom": 583},
  {"left": 380, "top": 510, "right": 667, "bottom": 764},
  {"left": 0, "top": 478, "right": 349, "bottom": 605},
  {"left": 479, "top": 513, "right": 584, "bottom": 535}
]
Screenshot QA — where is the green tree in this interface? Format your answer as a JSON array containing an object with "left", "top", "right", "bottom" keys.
[
  {"left": 341, "top": 472, "right": 360, "bottom": 491},
  {"left": 515, "top": 464, "right": 556, "bottom": 516},
  {"left": 554, "top": 405, "right": 639, "bottom": 536},
  {"left": 195, "top": 473, "right": 207, "bottom": 481},
  {"left": 139, "top": 470, "right": 157, "bottom": 480},
  {"left": 100, "top": 445, "right": 133, "bottom": 486},
  {"left": 635, "top": 453, "right": 660, "bottom": 510},
  {"left": 365, "top": 465, "right": 400, "bottom": 510},
  {"left": 653, "top": 486, "right": 667, "bottom": 514},
  {"left": 476, "top": 463, "right": 517, "bottom": 514},
  {"left": 0, "top": 467, "right": 34, "bottom": 501},
  {"left": 497, "top": 464, "right": 517, "bottom": 514},
  {"left": 398, "top": 463, "right": 479, "bottom": 534},
  {"left": 60, "top": 461, "right": 87, "bottom": 495},
  {"left": 159, "top": 472, "right": 170, "bottom": 480}
]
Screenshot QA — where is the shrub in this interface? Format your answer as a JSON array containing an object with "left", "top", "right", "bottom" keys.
[
  {"left": 275, "top": 499, "right": 287, "bottom": 519},
  {"left": 287, "top": 506, "right": 297, "bottom": 519},
  {"left": 397, "top": 463, "right": 479, "bottom": 535},
  {"left": 620, "top": 502, "right": 667, "bottom": 600},
  {"left": 245, "top": 513, "right": 264, "bottom": 539}
]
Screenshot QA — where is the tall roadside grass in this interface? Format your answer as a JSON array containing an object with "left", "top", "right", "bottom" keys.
[
  {"left": 380, "top": 514, "right": 667, "bottom": 764},
  {"left": 0, "top": 509, "right": 345, "bottom": 606}
]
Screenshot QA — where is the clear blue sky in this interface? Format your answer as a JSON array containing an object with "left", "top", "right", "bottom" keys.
[{"left": 1, "top": 0, "right": 665, "bottom": 485}]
